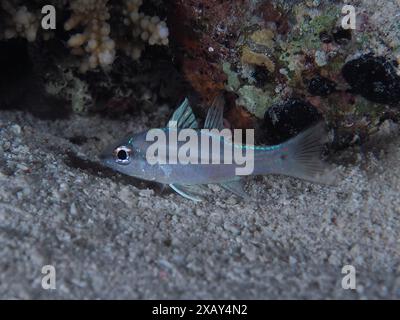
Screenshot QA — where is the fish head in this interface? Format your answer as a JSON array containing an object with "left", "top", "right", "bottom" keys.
[{"left": 99, "top": 131, "right": 155, "bottom": 180}]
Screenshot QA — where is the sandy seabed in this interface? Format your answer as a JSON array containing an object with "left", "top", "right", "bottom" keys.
[{"left": 0, "top": 108, "right": 399, "bottom": 299}]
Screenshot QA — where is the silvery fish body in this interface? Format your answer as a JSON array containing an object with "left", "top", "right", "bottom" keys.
[{"left": 100, "top": 98, "right": 335, "bottom": 201}]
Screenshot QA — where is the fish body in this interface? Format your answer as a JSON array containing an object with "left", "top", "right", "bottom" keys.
[{"left": 100, "top": 98, "right": 335, "bottom": 201}]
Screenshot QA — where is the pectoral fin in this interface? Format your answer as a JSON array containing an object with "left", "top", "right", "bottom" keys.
[
  {"left": 169, "top": 183, "right": 206, "bottom": 202},
  {"left": 219, "top": 180, "right": 250, "bottom": 200},
  {"left": 168, "top": 98, "right": 198, "bottom": 129}
]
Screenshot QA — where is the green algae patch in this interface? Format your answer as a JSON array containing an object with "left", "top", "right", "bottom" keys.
[
  {"left": 237, "top": 85, "right": 275, "bottom": 118},
  {"left": 222, "top": 62, "right": 241, "bottom": 91}
]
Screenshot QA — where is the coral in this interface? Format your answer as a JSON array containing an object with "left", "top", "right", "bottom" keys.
[
  {"left": 64, "top": 0, "right": 169, "bottom": 72},
  {"left": 0, "top": 0, "right": 176, "bottom": 117},
  {"left": 1, "top": 0, "right": 41, "bottom": 42},
  {"left": 121, "top": 0, "right": 169, "bottom": 61},
  {"left": 237, "top": 85, "right": 275, "bottom": 119},
  {"left": 250, "top": 29, "right": 275, "bottom": 48},
  {"left": 241, "top": 47, "right": 275, "bottom": 73},
  {"left": 222, "top": 62, "right": 240, "bottom": 91},
  {"left": 65, "top": 0, "right": 116, "bottom": 72},
  {"left": 44, "top": 68, "right": 92, "bottom": 114},
  {"left": 169, "top": 0, "right": 400, "bottom": 147},
  {"left": 0, "top": 0, "right": 170, "bottom": 72}
]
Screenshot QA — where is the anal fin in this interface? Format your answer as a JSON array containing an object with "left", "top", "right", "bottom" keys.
[
  {"left": 219, "top": 180, "right": 250, "bottom": 200},
  {"left": 169, "top": 184, "right": 206, "bottom": 202}
]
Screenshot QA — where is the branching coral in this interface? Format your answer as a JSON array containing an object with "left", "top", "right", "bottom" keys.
[
  {"left": 65, "top": 0, "right": 116, "bottom": 72},
  {"left": 122, "top": 0, "right": 169, "bottom": 61},
  {"left": 64, "top": 0, "right": 169, "bottom": 72},
  {"left": 1, "top": 0, "right": 41, "bottom": 42},
  {"left": 0, "top": 0, "right": 170, "bottom": 72}
]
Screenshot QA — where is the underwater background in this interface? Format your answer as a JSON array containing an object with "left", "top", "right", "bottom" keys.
[{"left": 0, "top": 0, "right": 399, "bottom": 299}]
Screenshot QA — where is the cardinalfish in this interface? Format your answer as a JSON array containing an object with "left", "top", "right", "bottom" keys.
[{"left": 100, "top": 97, "right": 336, "bottom": 201}]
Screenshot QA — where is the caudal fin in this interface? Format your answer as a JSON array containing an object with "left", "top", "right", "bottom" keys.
[{"left": 283, "top": 122, "right": 338, "bottom": 185}]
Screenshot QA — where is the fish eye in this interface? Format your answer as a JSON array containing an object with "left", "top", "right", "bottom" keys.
[{"left": 114, "top": 146, "right": 132, "bottom": 164}]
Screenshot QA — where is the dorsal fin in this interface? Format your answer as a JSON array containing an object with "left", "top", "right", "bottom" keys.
[
  {"left": 204, "top": 95, "right": 225, "bottom": 130},
  {"left": 168, "top": 98, "right": 198, "bottom": 129}
]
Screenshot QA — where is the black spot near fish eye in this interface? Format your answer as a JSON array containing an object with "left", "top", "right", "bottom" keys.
[{"left": 280, "top": 154, "right": 288, "bottom": 161}]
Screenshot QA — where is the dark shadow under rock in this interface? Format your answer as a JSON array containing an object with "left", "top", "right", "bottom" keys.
[
  {"left": 261, "top": 99, "right": 323, "bottom": 145},
  {"left": 0, "top": 39, "right": 70, "bottom": 119}
]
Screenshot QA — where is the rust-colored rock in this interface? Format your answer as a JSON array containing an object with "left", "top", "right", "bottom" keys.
[
  {"left": 182, "top": 58, "right": 226, "bottom": 101},
  {"left": 168, "top": 0, "right": 249, "bottom": 105}
]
